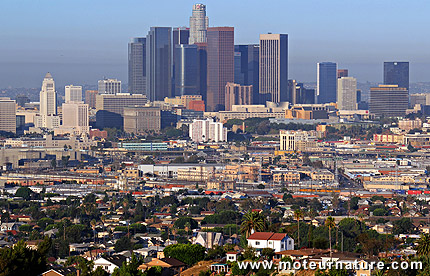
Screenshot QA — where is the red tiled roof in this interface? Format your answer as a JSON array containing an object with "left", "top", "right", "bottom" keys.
[
  {"left": 247, "top": 232, "right": 274, "bottom": 240},
  {"left": 269, "top": 233, "right": 287, "bottom": 241}
]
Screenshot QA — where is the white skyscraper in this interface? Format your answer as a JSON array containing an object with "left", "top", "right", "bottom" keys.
[
  {"left": 35, "top": 73, "right": 60, "bottom": 129},
  {"left": 61, "top": 102, "right": 89, "bottom": 135},
  {"left": 98, "top": 79, "right": 121, "bottom": 95},
  {"left": 189, "top": 4, "right": 209, "bottom": 44},
  {"left": 337, "top": 77, "right": 357, "bottom": 110},
  {"left": 65, "top": 85, "right": 83, "bottom": 103}
]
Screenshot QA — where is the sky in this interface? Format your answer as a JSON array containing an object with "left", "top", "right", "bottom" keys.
[{"left": 1, "top": 0, "right": 430, "bottom": 88}]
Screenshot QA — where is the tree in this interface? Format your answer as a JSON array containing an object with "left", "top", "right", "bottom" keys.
[
  {"left": 240, "top": 211, "right": 268, "bottom": 238},
  {"left": 174, "top": 217, "right": 198, "bottom": 229},
  {"left": 112, "top": 254, "right": 143, "bottom": 276},
  {"left": 0, "top": 240, "right": 47, "bottom": 276},
  {"left": 417, "top": 233, "right": 430, "bottom": 256},
  {"left": 325, "top": 217, "right": 336, "bottom": 259},
  {"left": 163, "top": 244, "right": 205, "bottom": 266},
  {"left": 393, "top": 218, "right": 415, "bottom": 235},
  {"left": 15, "top": 187, "right": 33, "bottom": 200},
  {"left": 114, "top": 236, "right": 133, "bottom": 252},
  {"left": 294, "top": 209, "right": 304, "bottom": 249}
]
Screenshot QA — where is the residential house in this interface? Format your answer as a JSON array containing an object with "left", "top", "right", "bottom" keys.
[
  {"left": 42, "top": 267, "right": 78, "bottom": 276},
  {"left": 94, "top": 255, "right": 128, "bottom": 274},
  {"left": 193, "top": 232, "right": 224, "bottom": 249},
  {"left": 247, "top": 232, "right": 294, "bottom": 252}
]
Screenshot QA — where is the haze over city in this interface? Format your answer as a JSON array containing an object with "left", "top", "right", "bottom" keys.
[{"left": 2, "top": 0, "right": 430, "bottom": 87}]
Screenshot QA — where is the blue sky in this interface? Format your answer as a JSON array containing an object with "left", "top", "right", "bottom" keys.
[{"left": 1, "top": 0, "right": 430, "bottom": 88}]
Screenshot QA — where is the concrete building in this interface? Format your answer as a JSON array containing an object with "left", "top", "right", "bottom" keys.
[
  {"left": 123, "top": 106, "right": 162, "bottom": 133},
  {"left": 225, "top": 82, "right": 253, "bottom": 111},
  {"left": 189, "top": 118, "right": 227, "bottom": 142},
  {"left": 95, "top": 93, "right": 148, "bottom": 116},
  {"left": 259, "top": 34, "right": 288, "bottom": 104},
  {"left": 0, "top": 98, "right": 16, "bottom": 133},
  {"left": 337, "top": 69, "right": 348, "bottom": 78},
  {"left": 61, "top": 102, "right": 89, "bottom": 135},
  {"left": 189, "top": 4, "right": 209, "bottom": 44},
  {"left": 288, "top": 80, "right": 315, "bottom": 105},
  {"left": 65, "top": 85, "right": 82, "bottom": 103},
  {"left": 206, "top": 27, "right": 234, "bottom": 111},
  {"left": 280, "top": 130, "right": 317, "bottom": 151},
  {"left": 398, "top": 118, "right": 422, "bottom": 131},
  {"left": 218, "top": 104, "right": 285, "bottom": 121},
  {"left": 85, "top": 90, "right": 98, "bottom": 109},
  {"left": 337, "top": 77, "right": 357, "bottom": 110},
  {"left": 98, "top": 79, "right": 121, "bottom": 95},
  {"left": 410, "top": 93, "right": 430, "bottom": 107},
  {"left": 35, "top": 73, "right": 60, "bottom": 129},
  {"left": 146, "top": 27, "right": 172, "bottom": 101},
  {"left": 128, "top": 37, "right": 146, "bottom": 94},
  {"left": 369, "top": 85, "right": 408, "bottom": 117},
  {"left": 317, "top": 62, "right": 337, "bottom": 104}
]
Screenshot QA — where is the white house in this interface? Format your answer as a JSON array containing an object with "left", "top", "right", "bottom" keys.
[
  {"left": 93, "top": 255, "right": 127, "bottom": 274},
  {"left": 193, "top": 232, "right": 224, "bottom": 249},
  {"left": 247, "top": 232, "right": 294, "bottom": 252}
]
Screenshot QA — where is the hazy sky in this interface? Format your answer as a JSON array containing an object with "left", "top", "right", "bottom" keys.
[{"left": 1, "top": 0, "right": 430, "bottom": 88}]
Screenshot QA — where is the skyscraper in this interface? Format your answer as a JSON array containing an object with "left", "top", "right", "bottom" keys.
[
  {"left": 174, "top": 44, "right": 198, "bottom": 96},
  {"left": 146, "top": 27, "right": 172, "bottom": 101},
  {"left": 337, "top": 77, "right": 357, "bottom": 110},
  {"left": 196, "top": 43, "right": 208, "bottom": 101},
  {"left": 225, "top": 82, "right": 253, "bottom": 111},
  {"left": 128, "top": 37, "right": 146, "bottom": 94},
  {"left": 62, "top": 102, "right": 89, "bottom": 134},
  {"left": 369, "top": 85, "right": 408, "bottom": 117},
  {"left": 259, "top": 34, "right": 288, "bottom": 103},
  {"left": 337, "top": 69, "right": 348, "bottom": 78},
  {"left": 234, "top": 44, "right": 259, "bottom": 103},
  {"left": 0, "top": 98, "right": 16, "bottom": 133},
  {"left": 317, "top": 62, "right": 337, "bottom": 103},
  {"left": 288, "top": 80, "right": 315, "bottom": 105},
  {"left": 35, "top": 73, "right": 60, "bottom": 129},
  {"left": 384, "top": 62, "right": 409, "bottom": 90},
  {"left": 189, "top": 4, "right": 209, "bottom": 44},
  {"left": 85, "top": 90, "right": 98, "bottom": 109},
  {"left": 206, "top": 27, "right": 234, "bottom": 111},
  {"left": 173, "top": 27, "right": 190, "bottom": 46},
  {"left": 65, "top": 85, "right": 82, "bottom": 103},
  {"left": 98, "top": 79, "right": 121, "bottom": 95}
]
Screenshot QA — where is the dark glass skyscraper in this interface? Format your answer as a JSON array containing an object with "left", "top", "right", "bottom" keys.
[
  {"left": 317, "top": 62, "right": 337, "bottom": 103},
  {"left": 128, "top": 37, "right": 146, "bottom": 94},
  {"left": 234, "top": 44, "right": 259, "bottom": 103},
  {"left": 173, "top": 27, "right": 190, "bottom": 46},
  {"left": 174, "top": 44, "right": 198, "bottom": 96},
  {"left": 146, "top": 27, "right": 172, "bottom": 101},
  {"left": 206, "top": 27, "right": 234, "bottom": 111},
  {"left": 195, "top": 43, "right": 208, "bottom": 102},
  {"left": 384, "top": 62, "right": 409, "bottom": 90}
]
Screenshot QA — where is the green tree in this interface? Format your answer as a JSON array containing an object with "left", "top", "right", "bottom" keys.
[
  {"left": 0, "top": 240, "right": 47, "bottom": 276},
  {"left": 240, "top": 211, "right": 268, "bottom": 238},
  {"left": 114, "top": 236, "right": 134, "bottom": 252},
  {"left": 325, "top": 217, "right": 336, "bottom": 258},
  {"left": 112, "top": 254, "right": 143, "bottom": 276},
  {"left": 15, "top": 187, "right": 33, "bottom": 200},
  {"left": 163, "top": 244, "right": 205, "bottom": 266},
  {"left": 294, "top": 209, "right": 304, "bottom": 249},
  {"left": 393, "top": 218, "right": 415, "bottom": 235},
  {"left": 417, "top": 233, "right": 430, "bottom": 256},
  {"left": 174, "top": 217, "right": 198, "bottom": 229}
]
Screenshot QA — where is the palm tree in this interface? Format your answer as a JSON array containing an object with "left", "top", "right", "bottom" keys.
[
  {"left": 417, "top": 233, "right": 430, "bottom": 256},
  {"left": 325, "top": 216, "right": 336, "bottom": 259},
  {"left": 90, "top": 219, "right": 97, "bottom": 243},
  {"left": 240, "top": 211, "right": 268, "bottom": 238},
  {"left": 294, "top": 209, "right": 304, "bottom": 249}
]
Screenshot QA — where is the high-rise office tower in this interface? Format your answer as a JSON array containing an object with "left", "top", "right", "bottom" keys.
[
  {"left": 225, "top": 82, "right": 253, "bottom": 111},
  {"left": 384, "top": 62, "right": 409, "bottom": 90},
  {"left": 62, "top": 102, "right": 89, "bottom": 134},
  {"left": 174, "top": 44, "right": 198, "bottom": 96},
  {"left": 35, "top": 73, "right": 60, "bottom": 129},
  {"left": 0, "top": 98, "right": 16, "bottom": 133},
  {"left": 146, "top": 27, "right": 172, "bottom": 101},
  {"left": 85, "top": 90, "right": 98, "bottom": 109},
  {"left": 337, "top": 77, "right": 357, "bottom": 110},
  {"left": 189, "top": 4, "right": 209, "bottom": 44},
  {"left": 206, "top": 27, "right": 234, "bottom": 111},
  {"left": 369, "top": 85, "right": 408, "bottom": 117},
  {"left": 317, "top": 62, "right": 337, "bottom": 103},
  {"left": 173, "top": 27, "right": 190, "bottom": 46},
  {"left": 98, "top": 79, "right": 121, "bottom": 95},
  {"left": 128, "top": 37, "right": 146, "bottom": 94},
  {"left": 337, "top": 69, "right": 348, "bottom": 79},
  {"left": 288, "top": 80, "right": 315, "bottom": 105},
  {"left": 65, "top": 85, "right": 82, "bottom": 103},
  {"left": 15, "top": 95, "right": 29, "bottom": 107},
  {"left": 234, "top": 44, "right": 259, "bottom": 103},
  {"left": 196, "top": 43, "right": 208, "bottom": 101},
  {"left": 259, "top": 34, "right": 288, "bottom": 104}
]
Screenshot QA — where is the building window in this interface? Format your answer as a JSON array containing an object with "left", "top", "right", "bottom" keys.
[{"left": 255, "top": 241, "right": 260, "bottom": 245}]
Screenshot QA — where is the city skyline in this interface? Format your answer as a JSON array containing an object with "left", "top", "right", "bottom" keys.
[{"left": 1, "top": 0, "right": 430, "bottom": 88}]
